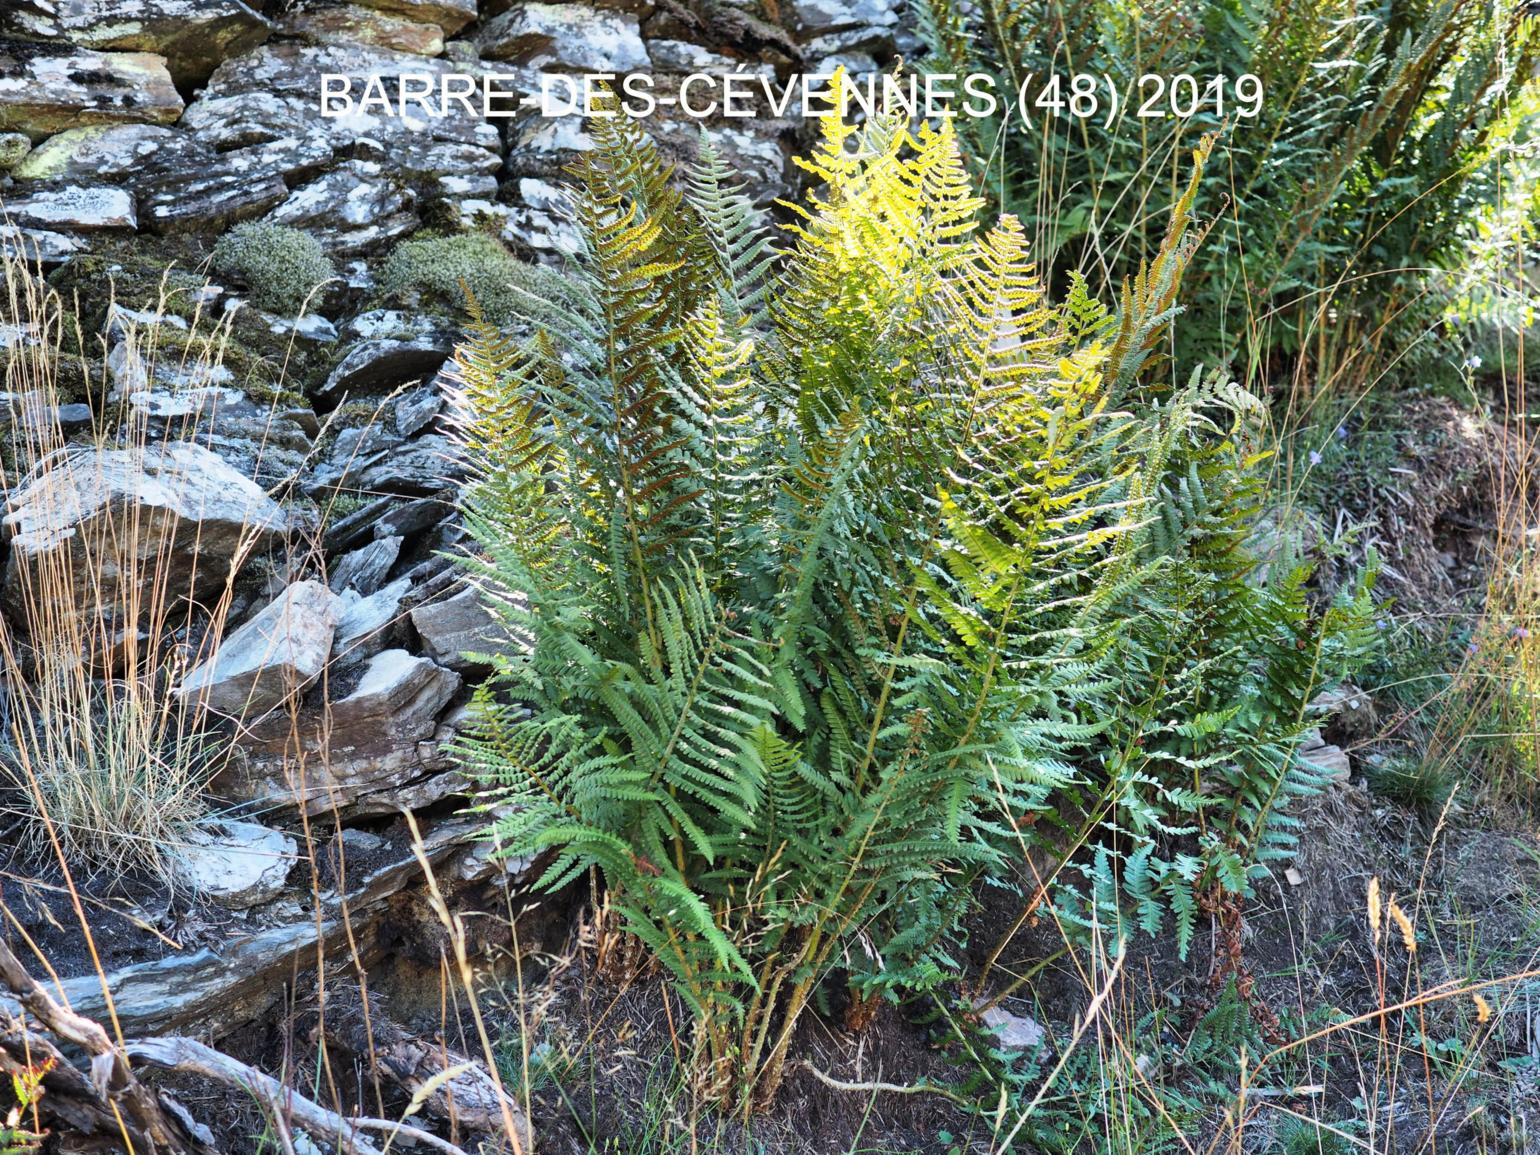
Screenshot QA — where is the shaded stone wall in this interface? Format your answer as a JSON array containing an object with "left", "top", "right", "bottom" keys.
[
  {"left": 1, "top": 0, "right": 908, "bottom": 262},
  {"left": 0, "top": 0, "right": 904, "bottom": 871}
]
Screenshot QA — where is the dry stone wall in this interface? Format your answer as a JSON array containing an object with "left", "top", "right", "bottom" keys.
[{"left": 0, "top": 0, "right": 903, "bottom": 870}]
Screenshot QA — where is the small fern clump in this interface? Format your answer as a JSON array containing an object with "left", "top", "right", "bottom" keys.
[
  {"left": 450, "top": 93, "right": 1373, "bottom": 1111},
  {"left": 918, "top": 0, "right": 1539, "bottom": 391},
  {"left": 211, "top": 222, "right": 334, "bottom": 316}
]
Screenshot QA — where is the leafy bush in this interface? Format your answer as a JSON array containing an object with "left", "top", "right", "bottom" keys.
[
  {"left": 211, "top": 221, "right": 335, "bottom": 316},
  {"left": 380, "top": 232, "right": 526, "bottom": 323},
  {"left": 918, "top": 0, "right": 1539, "bottom": 391},
  {"left": 450, "top": 106, "right": 1372, "bottom": 1110}
]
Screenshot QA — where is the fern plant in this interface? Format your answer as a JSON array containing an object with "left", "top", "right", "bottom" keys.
[
  {"left": 917, "top": 0, "right": 1540, "bottom": 393},
  {"left": 450, "top": 94, "right": 1370, "bottom": 1110}
]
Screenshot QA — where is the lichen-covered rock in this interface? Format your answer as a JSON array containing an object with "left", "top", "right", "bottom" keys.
[
  {"left": 278, "top": 2, "right": 446, "bottom": 56},
  {"left": 197, "top": 42, "right": 499, "bottom": 153},
  {"left": 1, "top": 1, "right": 274, "bottom": 87},
  {"left": 2, "top": 441, "right": 289, "bottom": 624},
  {"left": 177, "top": 580, "right": 342, "bottom": 717},
  {"left": 11, "top": 123, "right": 195, "bottom": 181},
  {"left": 351, "top": 0, "right": 478, "bottom": 35},
  {"left": 475, "top": 3, "right": 650, "bottom": 72},
  {"left": 10, "top": 124, "right": 299, "bottom": 233},
  {"left": 138, "top": 161, "right": 294, "bottom": 234},
  {"left": 0, "top": 132, "right": 29, "bottom": 169},
  {"left": 0, "top": 44, "right": 183, "bottom": 140},
  {"left": 264, "top": 160, "right": 418, "bottom": 255},
  {"left": 0, "top": 186, "right": 137, "bottom": 231},
  {"left": 784, "top": 0, "right": 900, "bottom": 36}
]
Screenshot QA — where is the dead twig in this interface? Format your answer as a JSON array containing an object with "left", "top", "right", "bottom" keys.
[
  {"left": 126, "top": 1036, "right": 474, "bottom": 1155},
  {"left": 0, "top": 935, "right": 188, "bottom": 1152}
]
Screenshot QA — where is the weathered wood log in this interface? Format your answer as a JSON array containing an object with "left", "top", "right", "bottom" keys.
[
  {"left": 126, "top": 1036, "right": 479, "bottom": 1155},
  {"left": 320, "top": 985, "right": 534, "bottom": 1148}
]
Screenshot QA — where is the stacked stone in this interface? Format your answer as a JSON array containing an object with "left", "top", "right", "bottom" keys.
[{"left": 0, "top": 0, "right": 902, "bottom": 882}]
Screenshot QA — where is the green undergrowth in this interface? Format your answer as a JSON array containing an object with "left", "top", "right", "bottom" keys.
[{"left": 450, "top": 101, "right": 1379, "bottom": 1114}]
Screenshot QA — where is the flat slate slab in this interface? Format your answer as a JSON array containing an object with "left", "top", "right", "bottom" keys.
[{"left": 0, "top": 42, "right": 183, "bottom": 140}]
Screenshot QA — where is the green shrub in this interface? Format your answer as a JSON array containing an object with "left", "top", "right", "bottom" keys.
[
  {"left": 211, "top": 221, "right": 335, "bottom": 316},
  {"left": 918, "top": 0, "right": 1539, "bottom": 393},
  {"left": 380, "top": 232, "right": 526, "bottom": 322},
  {"left": 451, "top": 111, "right": 1373, "bottom": 1111}
]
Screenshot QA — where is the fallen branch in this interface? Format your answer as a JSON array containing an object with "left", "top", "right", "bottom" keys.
[
  {"left": 799, "top": 1060, "right": 975, "bottom": 1107},
  {"left": 0, "top": 935, "right": 192, "bottom": 1152},
  {"left": 126, "top": 1036, "right": 477, "bottom": 1155},
  {"left": 319, "top": 982, "right": 534, "bottom": 1143}
]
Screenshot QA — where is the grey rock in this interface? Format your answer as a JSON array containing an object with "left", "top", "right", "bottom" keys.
[
  {"left": 313, "top": 328, "right": 454, "bottom": 405},
  {"left": 330, "top": 648, "right": 460, "bottom": 749},
  {"left": 391, "top": 139, "right": 505, "bottom": 183},
  {"left": 355, "top": 432, "right": 461, "bottom": 495},
  {"left": 435, "top": 172, "right": 498, "bottom": 202},
  {"left": 105, "top": 304, "right": 185, "bottom": 342},
  {"left": 350, "top": 0, "right": 478, "bottom": 35},
  {"left": 344, "top": 308, "right": 433, "bottom": 341},
  {"left": 811, "top": 51, "right": 880, "bottom": 76},
  {"left": 0, "top": 818, "right": 479, "bottom": 1037},
  {"left": 323, "top": 494, "right": 396, "bottom": 552},
  {"left": 979, "top": 1004, "right": 1046, "bottom": 1051},
  {"left": 174, "top": 821, "right": 296, "bottom": 908},
  {"left": 394, "top": 383, "right": 443, "bottom": 438},
  {"left": 0, "top": 186, "right": 136, "bottom": 231},
  {"left": 0, "top": 223, "right": 85, "bottom": 265},
  {"left": 330, "top": 535, "right": 402, "bottom": 596},
  {"left": 0, "top": 390, "right": 93, "bottom": 436},
  {"left": 2, "top": 441, "right": 288, "bottom": 625},
  {"left": 375, "top": 493, "right": 453, "bottom": 539},
  {"left": 1, "top": 1, "right": 274, "bottom": 87},
  {"left": 784, "top": 0, "right": 900, "bottom": 35},
  {"left": 305, "top": 416, "right": 406, "bottom": 499},
  {"left": 331, "top": 576, "right": 410, "bottom": 667},
  {"left": 475, "top": 4, "right": 650, "bottom": 72},
  {"left": 138, "top": 158, "right": 292, "bottom": 235},
  {"left": 228, "top": 648, "right": 462, "bottom": 814},
  {"left": 0, "top": 44, "right": 183, "bottom": 140},
  {"left": 494, "top": 201, "right": 583, "bottom": 257},
  {"left": 647, "top": 40, "right": 774, "bottom": 74},
  {"left": 198, "top": 43, "right": 498, "bottom": 154},
  {"left": 265, "top": 160, "right": 417, "bottom": 256},
  {"left": 1300, "top": 744, "right": 1352, "bottom": 784},
  {"left": 411, "top": 584, "right": 522, "bottom": 671},
  {"left": 177, "top": 580, "right": 342, "bottom": 717},
  {"left": 179, "top": 92, "right": 305, "bottom": 149},
  {"left": 109, "top": 383, "right": 314, "bottom": 490},
  {"left": 263, "top": 311, "right": 339, "bottom": 346},
  {"left": 649, "top": 121, "right": 791, "bottom": 206},
  {"left": 339, "top": 828, "right": 387, "bottom": 854}
]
